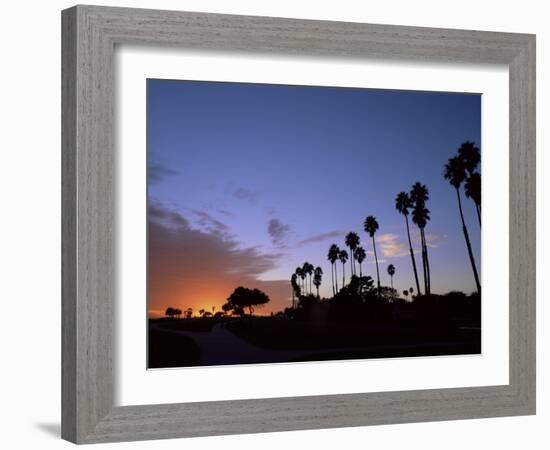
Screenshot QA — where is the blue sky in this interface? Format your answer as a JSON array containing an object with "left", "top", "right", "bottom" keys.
[{"left": 147, "top": 79, "right": 481, "bottom": 315}]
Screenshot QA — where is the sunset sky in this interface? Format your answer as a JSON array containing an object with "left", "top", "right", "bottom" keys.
[{"left": 147, "top": 79, "right": 481, "bottom": 317}]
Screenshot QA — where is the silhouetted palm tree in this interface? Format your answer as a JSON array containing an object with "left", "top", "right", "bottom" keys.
[
  {"left": 345, "top": 232, "right": 360, "bottom": 276},
  {"left": 444, "top": 156, "right": 481, "bottom": 295},
  {"left": 296, "top": 266, "right": 306, "bottom": 296},
  {"left": 355, "top": 246, "right": 366, "bottom": 278},
  {"left": 290, "top": 273, "right": 300, "bottom": 308},
  {"left": 458, "top": 141, "right": 481, "bottom": 227},
  {"left": 303, "top": 262, "right": 314, "bottom": 295},
  {"left": 313, "top": 266, "right": 323, "bottom": 298},
  {"left": 339, "top": 249, "right": 349, "bottom": 287},
  {"left": 465, "top": 172, "right": 481, "bottom": 226},
  {"left": 387, "top": 264, "right": 396, "bottom": 290},
  {"left": 328, "top": 244, "right": 340, "bottom": 295},
  {"left": 364, "top": 216, "right": 381, "bottom": 293},
  {"left": 410, "top": 182, "right": 431, "bottom": 295},
  {"left": 395, "top": 191, "right": 422, "bottom": 296},
  {"left": 458, "top": 141, "right": 480, "bottom": 175}
]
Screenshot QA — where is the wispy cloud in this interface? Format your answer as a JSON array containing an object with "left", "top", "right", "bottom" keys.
[
  {"left": 296, "top": 231, "right": 345, "bottom": 247},
  {"left": 148, "top": 163, "right": 179, "bottom": 185},
  {"left": 267, "top": 219, "right": 290, "bottom": 248},
  {"left": 192, "top": 209, "right": 232, "bottom": 239},
  {"left": 227, "top": 185, "right": 261, "bottom": 204}
]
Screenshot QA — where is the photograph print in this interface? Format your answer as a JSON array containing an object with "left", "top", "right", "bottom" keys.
[{"left": 147, "top": 79, "right": 482, "bottom": 369}]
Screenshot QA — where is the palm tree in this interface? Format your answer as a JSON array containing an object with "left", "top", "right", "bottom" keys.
[
  {"left": 296, "top": 266, "right": 306, "bottom": 296},
  {"left": 355, "top": 246, "right": 366, "bottom": 277},
  {"left": 313, "top": 266, "right": 323, "bottom": 298},
  {"left": 465, "top": 172, "right": 481, "bottom": 226},
  {"left": 303, "top": 262, "right": 314, "bottom": 295},
  {"left": 387, "top": 264, "right": 396, "bottom": 290},
  {"left": 395, "top": 191, "right": 422, "bottom": 296},
  {"left": 345, "top": 232, "right": 360, "bottom": 276},
  {"left": 444, "top": 156, "right": 481, "bottom": 295},
  {"left": 290, "top": 273, "right": 300, "bottom": 308},
  {"left": 410, "top": 182, "right": 431, "bottom": 295},
  {"left": 458, "top": 141, "right": 481, "bottom": 227},
  {"left": 364, "top": 216, "right": 381, "bottom": 293},
  {"left": 458, "top": 141, "right": 480, "bottom": 175},
  {"left": 338, "top": 249, "right": 349, "bottom": 287},
  {"left": 328, "top": 244, "right": 340, "bottom": 295}
]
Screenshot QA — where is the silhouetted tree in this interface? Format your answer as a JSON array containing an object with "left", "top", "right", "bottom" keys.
[
  {"left": 185, "top": 307, "right": 193, "bottom": 319},
  {"left": 395, "top": 191, "right": 422, "bottom": 296},
  {"left": 465, "top": 172, "right": 481, "bottom": 226},
  {"left": 165, "top": 307, "right": 176, "bottom": 319},
  {"left": 387, "top": 264, "right": 396, "bottom": 291},
  {"left": 303, "top": 262, "right": 314, "bottom": 295},
  {"left": 403, "top": 290, "right": 409, "bottom": 299},
  {"left": 313, "top": 266, "right": 323, "bottom": 298},
  {"left": 174, "top": 308, "right": 182, "bottom": 318},
  {"left": 364, "top": 216, "right": 381, "bottom": 293},
  {"left": 345, "top": 232, "right": 360, "bottom": 276},
  {"left": 223, "top": 286, "right": 270, "bottom": 316},
  {"left": 355, "top": 246, "right": 366, "bottom": 278},
  {"left": 458, "top": 141, "right": 481, "bottom": 226},
  {"left": 328, "top": 244, "right": 340, "bottom": 295},
  {"left": 410, "top": 182, "right": 431, "bottom": 295},
  {"left": 296, "top": 266, "right": 306, "bottom": 296},
  {"left": 444, "top": 155, "right": 481, "bottom": 295},
  {"left": 199, "top": 308, "right": 205, "bottom": 317},
  {"left": 290, "top": 273, "right": 300, "bottom": 308},
  {"left": 339, "top": 249, "right": 349, "bottom": 287}
]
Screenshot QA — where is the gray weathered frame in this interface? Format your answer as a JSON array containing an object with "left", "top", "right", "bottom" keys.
[{"left": 62, "top": 4, "right": 536, "bottom": 444}]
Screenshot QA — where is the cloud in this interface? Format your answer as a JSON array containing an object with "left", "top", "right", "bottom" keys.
[
  {"left": 148, "top": 163, "right": 179, "bottom": 184},
  {"left": 377, "top": 233, "right": 410, "bottom": 258},
  {"left": 192, "top": 209, "right": 231, "bottom": 239},
  {"left": 148, "top": 204, "right": 290, "bottom": 316},
  {"left": 296, "top": 231, "right": 344, "bottom": 247},
  {"left": 229, "top": 186, "right": 260, "bottom": 203},
  {"left": 375, "top": 232, "right": 444, "bottom": 258},
  {"left": 267, "top": 219, "right": 290, "bottom": 247}
]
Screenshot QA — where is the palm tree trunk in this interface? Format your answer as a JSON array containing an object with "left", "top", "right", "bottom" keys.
[
  {"left": 372, "top": 236, "right": 381, "bottom": 293},
  {"left": 334, "top": 264, "right": 338, "bottom": 293},
  {"left": 331, "top": 263, "right": 335, "bottom": 296},
  {"left": 359, "top": 263, "right": 362, "bottom": 278},
  {"left": 420, "top": 233, "right": 428, "bottom": 296},
  {"left": 405, "top": 215, "right": 422, "bottom": 296},
  {"left": 342, "top": 263, "right": 345, "bottom": 287},
  {"left": 421, "top": 229, "right": 431, "bottom": 295},
  {"left": 475, "top": 203, "right": 481, "bottom": 227},
  {"left": 456, "top": 188, "right": 481, "bottom": 294}
]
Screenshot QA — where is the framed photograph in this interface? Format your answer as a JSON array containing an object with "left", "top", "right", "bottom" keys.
[{"left": 62, "top": 5, "right": 536, "bottom": 444}]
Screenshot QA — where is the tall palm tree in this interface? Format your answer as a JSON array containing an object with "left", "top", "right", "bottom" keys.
[
  {"left": 338, "top": 249, "right": 349, "bottom": 288},
  {"left": 364, "top": 216, "right": 381, "bottom": 293},
  {"left": 458, "top": 141, "right": 480, "bottom": 175},
  {"left": 444, "top": 156, "right": 481, "bottom": 294},
  {"left": 465, "top": 172, "right": 481, "bottom": 226},
  {"left": 410, "top": 182, "right": 431, "bottom": 295},
  {"left": 296, "top": 266, "right": 306, "bottom": 296},
  {"left": 355, "top": 246, "right": 366, "bottom": 277},
  {"left": 458, "top": 141, "right": 481, "bottom": 227},
  {"left": 345, "top": 232, "right": 360, "bottom": 276},
  {"left": 313, "top": 266, "right": 323, "bottom": 298},
  {"left": 303, "top": 262, "right": 314, "bottom": 295},
  {"left": 395, "top": 191, "right": 422, "bottom": 296},
  {"left": 290, "top": 273, "right": 299, "bottom": 308},
  {"left": 327, "top": 244, "right": 340, "bottom": 295},
  {"left": 387, "top": 264, "right": 396, "bottom": 290}
]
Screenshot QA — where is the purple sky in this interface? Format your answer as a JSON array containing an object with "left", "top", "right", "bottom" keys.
[{"left": 147, "top": 79, "right": 481, "bottom": 315}]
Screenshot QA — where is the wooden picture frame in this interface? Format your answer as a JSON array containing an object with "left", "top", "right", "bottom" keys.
[{"left": 62, "top": 5, "right": 536, "bottom": 444}]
